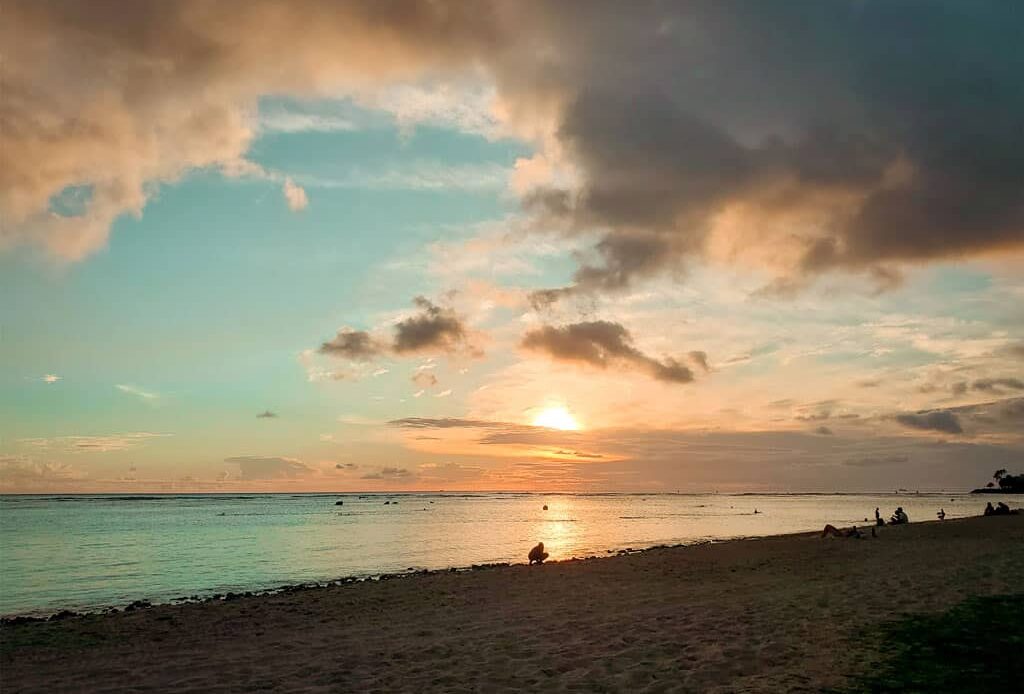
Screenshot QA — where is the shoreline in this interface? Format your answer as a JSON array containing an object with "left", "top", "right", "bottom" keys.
[
  {"left": 0, "top": 512, "right": 1007, "bottom": 621},
  {"left": 3, "top": 515, "right": 1022, "bottom": 692},
  {"left": 1, "top": 535, "right": 748, "bottom": 623}
]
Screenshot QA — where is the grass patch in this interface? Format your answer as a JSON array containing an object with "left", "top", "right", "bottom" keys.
[{"left": 841, "top": 594, "right": 1024, "bottom": 693}]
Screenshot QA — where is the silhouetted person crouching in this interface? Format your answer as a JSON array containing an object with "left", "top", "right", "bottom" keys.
[{"left": 528, "top": 542, "right": 549, "bottom": 565}]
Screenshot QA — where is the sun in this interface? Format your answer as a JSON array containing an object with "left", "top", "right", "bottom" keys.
[{"left": 532, "top": 406, "right": 581, "bottom": 431}]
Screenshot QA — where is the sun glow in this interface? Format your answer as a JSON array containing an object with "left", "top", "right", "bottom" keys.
[{"left": 532, "top": 406, "right": 580, "bottom": 431}]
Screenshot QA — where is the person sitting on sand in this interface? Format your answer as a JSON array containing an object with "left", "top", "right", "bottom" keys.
[
  {"left": 889, "top": 507, "right": 909, "bottom": 525},
  {"left": 821, "top": 524, "right": 863, "bottom": 539},
  {"left": 984, "top": 502, "right": 996, "bottom": 516},
  {"left": 995, "top": 502, "right": 1011, "bottom": 516},
  {"left": 528, "top": 542, "right": 549, "bottom": 565}
]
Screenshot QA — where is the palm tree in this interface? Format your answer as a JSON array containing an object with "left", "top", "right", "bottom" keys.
[{"left": 993, "top": 469, "right": 1007, "bottom": 482}]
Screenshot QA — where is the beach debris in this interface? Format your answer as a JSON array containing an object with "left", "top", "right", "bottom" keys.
[
  {"left": 125, "top": 600, "right": 152, "bottom": 612},
  {"left": 542, "top": 504, "right": 548, "bottom": 510},
  {"left": 335, "top": 500, "right": 344, "bottom": 506}
]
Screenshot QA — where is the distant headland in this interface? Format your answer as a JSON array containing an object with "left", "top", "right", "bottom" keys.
[{"left": 970, "top": 469, "right": 1024, "bottom": 494}]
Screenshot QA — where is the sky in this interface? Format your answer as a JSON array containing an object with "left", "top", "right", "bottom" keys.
[{"left": 2, "top": 0, "right": 1023, "bottom": 493}]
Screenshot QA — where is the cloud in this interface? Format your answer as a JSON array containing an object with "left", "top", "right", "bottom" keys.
[
  {"left": 688, "top": 351, "right": 710, "bottom": 373},
  {"left": 283, "top": 178, "right": 308, "bottom": 211},
  {"left": 224, "top": 456, "right": 314, "bottom": 481},
  {"left": 319, "top": 328, "right": 384, "bottom": 361},
  {"left": 972, "top": 377, "right": 1024, "bottom": 393},
  {"left": 20, "top": 433, "right": 170, "bottom": 453},
  {"left": 115, "top": 384, "right": 159, "bottom": 401},
  {"left": 41, "top": 374, "right": 61, "bottom": 384},
  {"left": 0, "top": 457, "right": 82, "bottom": 490},
  {"left": 844, "top": 454, "right": 909, "bottom": 468},
  {"left": 434, "top": 389, "right": 452, "bottom": 398},
  {"left": 259, "top": 109, "right": 357, "bottom": 134},
  {"left": 895, "top": 410, "right": 963, "bottom": 435},
  {"left": 256, "top": 410, "right": 278, "bottom": 419},
  {"left": 8, "top": 0, "right": 1023, "bottom": 300},
  {"left": 517, "top": 2, "right": 1024, "bottom": 298},
  {"left": 0, "top": 1, "right": 497, "bottom": 260},
  {"left": 389, "top": 417, "right": 510, "bottom": 430},
  {"left": 297, "top": 161, "right": 509, "bottom": 192},
  {"left": 317, "top": 296, "right": 479, "bottom": 370},
  {"left": 412, "top": 371, "right": 438, "bottom": 388},
  {"left": 815, "top": 426, "right": 834, "bottom": 436},
  {"left": 521, "top": 320, "right": 695, "bottom": 384},
  {"left": 360, "top": 466, "right": 414, "bottom": 480},
  {"left": 392, "top": 296, "right": 474, "bottom": 355}
]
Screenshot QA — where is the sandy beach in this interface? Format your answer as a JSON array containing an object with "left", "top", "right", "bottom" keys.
[{"left": 3, "top": 514, "right": 1022, "bottom": 693}]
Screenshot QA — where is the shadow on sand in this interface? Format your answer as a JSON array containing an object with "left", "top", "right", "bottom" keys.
[{"left": 838, "top": 594, "right": 1024, "bottom": 693}]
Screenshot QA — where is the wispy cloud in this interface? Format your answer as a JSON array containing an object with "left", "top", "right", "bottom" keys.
[
  {"left": 19, "top": 433, "right": 171, "bottom": 453},
  {"left": 115, "top": 384, "right": 159, "bottom": 401},
  {"left": 41, "top": 374, "right": 61, "bottom": 384},
  {"left": 258, "top": 110, "right": 358, "bottom": 134},
  {"left": 294, "top": 161, "right": 510, "bottom": 192}
]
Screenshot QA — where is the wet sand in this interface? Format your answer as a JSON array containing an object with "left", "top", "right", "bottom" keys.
[{"left": 3, "top": 515, "right": 1022, "bottom": 692}]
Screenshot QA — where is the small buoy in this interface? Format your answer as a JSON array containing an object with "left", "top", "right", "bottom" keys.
[
  {"left": 542, "top": 504, "right": 548, "bottom": 510},
  {"left": 335, "top": 500, "right": 344, "bottom": 506}
]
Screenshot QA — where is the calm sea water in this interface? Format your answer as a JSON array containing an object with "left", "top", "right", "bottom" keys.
[{"left": 0, "top": 492, "right": 980, "bottom": 616}]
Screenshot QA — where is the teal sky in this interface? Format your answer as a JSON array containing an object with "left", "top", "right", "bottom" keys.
[{"left": 3, "top": 2, "right": 1023, "bottom": 493}]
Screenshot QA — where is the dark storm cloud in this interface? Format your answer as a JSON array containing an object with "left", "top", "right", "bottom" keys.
[
  {"left": 895, "top": 411, "right": 963, "bottom": 435},
  {"left": 518, "top": 1, "right": 1024, "bottom": 298},
  {"left": 319, "top": 328, "right": 383, "bottom": 361},
  {"left": 521, "top": 320, "right": 696, "bottom": 384}
]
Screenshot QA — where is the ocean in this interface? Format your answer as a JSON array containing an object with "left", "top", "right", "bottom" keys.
[{"left": 0, "top": 492, "right": 979, "bottom": 616}]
